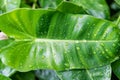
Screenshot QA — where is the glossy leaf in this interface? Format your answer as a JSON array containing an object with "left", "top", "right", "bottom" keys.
[
  {"left": 0, "top": 74, "right": 11, "bottom": 80},
  {"left": 0, "top": 0, "right": 20, "bottom": 13},
  {"left": 0, "top": 38, "right": 14, "bottom": 49},
  {"left": 112, "top": 59, "right": 120, "bottom": 79},
  {"left": 69, "top": 0, "right": 110, "bottom": 19},
  {"left": 11, "top": 71, "right": 35, "bottom": 80},
  {"left": 57, "top": 65, "right": 111, "bottom": 80},
  {"left": 0, "top": 39, "right": 15, "bottom": 77},
  {"left": 39, "top": 0, "right": 62, "bottom": 9},
  {"left": 0, "top": 9, "right": 119, "bottom": 72},
  {"left": 115, "top": 0, "right": 120, "bottom": 6},
  {"left": 57, "top": 1, "right": 86, "bottom": 14},
  {"left": 0, "top": 60, "right": 15, "bottom": 77},
  {"left": 39, "top": 0, "right": 110, "bottom": 19},
  {"left": 35, "top": 70, "right": 60, "bottom": 80},
  {"left": 116, "top": 16, "right": 120, "bottom": 29}
]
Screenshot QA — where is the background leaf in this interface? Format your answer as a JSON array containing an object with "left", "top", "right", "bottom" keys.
[
  {"left": 112, "top": 59, "right": 120, "bottom": 79},
  {"left": 57, "top": 65, "right": 111, "bottom": 80},
  {"left": 57, "top": 1, "right": 86, "bottom": 14},
  {"left": 10, "top": 71, "right": 35, "bottom": 80},
  {"left": 0, "top": 74, "right": 11, "bottom": 80},
  {"left": 68, "top": 0, "right": 110, "bottom": 19},
  {"left": 39, "top": 0, "right": 110, "bottom": 19},
  {"left": 39, "top": 0, "right": 62, "bottom": 9},
  {"left": 0, "top": 0, "right": 21, "bottom": 13},
  {"left": 115, "top": 0, "right": 120, "bottom": 6},
  {"left": 0, "top": 60, "right": 15, "bottom": 77},
  {"left": 35, "top": 70, "right": 60, "bottom": 80}
]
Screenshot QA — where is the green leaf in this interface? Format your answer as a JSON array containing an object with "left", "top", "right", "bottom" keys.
[
  {"left": 116, "top": 16, "right": 120, "bottom": 29},
  {"left": 0, "top": 39, "right": 15, "bottom": 77},
  {"left": 35, "top": 70, "right": 60, "bottom": 80},
  {"left": 115, "top": 0, "right": 120, "bottom": 6},
  {"left": 0, "top": 38, "right": 14, "bottom": 49},
  {"left": 0, "top": 0, "right": 21, "bottom": 13},
  {"left": 0, "top": 9, "right": 119, "bottom": 71},
  {"left": 0, "top": 60, "right": 15, "bottom": 77},
  {"left": 57, "top": 1, "right": 86, "bottom": 14},
  {"left": 11, "top": 71, "right": 35, "bottom": 80},
  {"left": 68, "top": 0, "right": 110, "bottom": 19},
  {"left": 112, "top": 59, "right": 120, "bottom": 79},
  {"left": 39, "top": 0, "right": 110, "bottom": 19},
  {"left": 57, "top": 65, "right": 111, "bottom": 80},
  {"left": 39, "top": 0, "right": 62, "bottom": 9},
  {"left": 0, "top": 74, "right": 11, "bottom": 80}
]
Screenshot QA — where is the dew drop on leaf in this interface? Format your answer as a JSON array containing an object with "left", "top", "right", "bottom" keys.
[
  {"left": 42, "top": 56, "right": 45, "bottom": 59},
  {"left": 93, "top": 51, "right": 96, "bottom": 54},
  {"left": 112, "top": 43, "right": 116, "bottom": 47},
  {"left": 64, "top": 63, "right": 69, "bottom": 67},
  {"left": 28, "top": 65, "right": 33, "bottom": 68},
  {"left": 102, "top": 51, "right": 105, "bottom": 54},
  {"left": 76, "top": 47, "right": 80, "bottom": 50},
  {"left": 100, "top": 43, "right": 104, "bottom": 46},
  {"left": 105, "top": 49, "right": 108, "bottom": 52},
  {"left": 93, "top": 34, "right": 97, "bottom": 37}
]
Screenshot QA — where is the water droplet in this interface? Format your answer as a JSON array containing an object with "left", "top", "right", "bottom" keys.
[
  {"left": 87, "top": 22, "right": 90, "bottom": 25},
  {"left": 93, "top": 51, "right": 96, "bottom": 54},
  {"left": 29, "top": 65, "right": 33, "bottom": 68},
  {"left": 100, "top": 43, "right": 104, "bottom": 46},
  {"left": 64, "top": 63, "right": 69, "bottom": 67},
  {"left": 106, "top": 56, "right": 109, "bottom": 59},
  {"left": 76, "top": 47, "right": 80, "bottom": 50},
  {"left": 105, "top": 49, "right": 108, "bottom": 52},
  {"left": 102, "top": 51, "right": 105, "bottom": 54},
  {"left": 42, "top": 56, "right": 45, "bottom": 59},
  {"left": 94, "top": 34, "right": 96, "bottom": 37},
  {"left": 112, "top": 43, "right": 116, "bottom": 47}
]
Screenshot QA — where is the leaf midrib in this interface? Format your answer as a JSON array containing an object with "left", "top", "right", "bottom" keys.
[{"left": 14, "top": 39, "right": 118, "bottom": 42}]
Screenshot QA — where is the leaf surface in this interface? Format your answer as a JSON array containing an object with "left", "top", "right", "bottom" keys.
[
  {"left": 0, "top": 9, "right": 119, "bottom": 71},
  {"left": 11, "top": 71, "right": 35, "bottom": 80},
  {"left": 115, "top": 0, "right": 120, "bottom": 6},
  {"left": 0, "top": 0, "right": 20, "bottom": 13},
  {"left": 112, "top": 59, "right": 120, "bottom": 79},
  {"left": 35, "top": 70, "right": 60, "bottom": 80},
  {"left": 39, "top": 0, "right": 62, "bottom": 9},
  {"left": 39, "top": 0, "right": 110, "bottom": 19},
  {"left": 0, "top": 74, "right": 11, "bottom": 80},
  {"left": 57, "top": 65, "right": 111, "bottom": 80},
  {"left": 0, "top": 60, "right": 15, "bottom": 77}
]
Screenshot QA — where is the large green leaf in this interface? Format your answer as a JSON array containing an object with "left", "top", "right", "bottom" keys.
[
  {"left": 0, "top": 74, "right": 11, "bottom": 80},
  {"left": 57, "top": 65, "right": 111, "bottom": 80},
  {"left": 112, "top": 59, "right": 120, "bottom": 79},
  {"left": 0, "top": 0, "right": 21, "bottom": 13},
  {"left": 0, "top": 9, "right": 119, "bottom": 71},
  {"left": 39, "top": 0, "right": 110, "bottom": 19}
]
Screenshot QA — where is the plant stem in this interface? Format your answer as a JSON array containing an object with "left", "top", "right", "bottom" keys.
[{"left": 32, "top": 0, "right": 37, "bottom": 9}]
